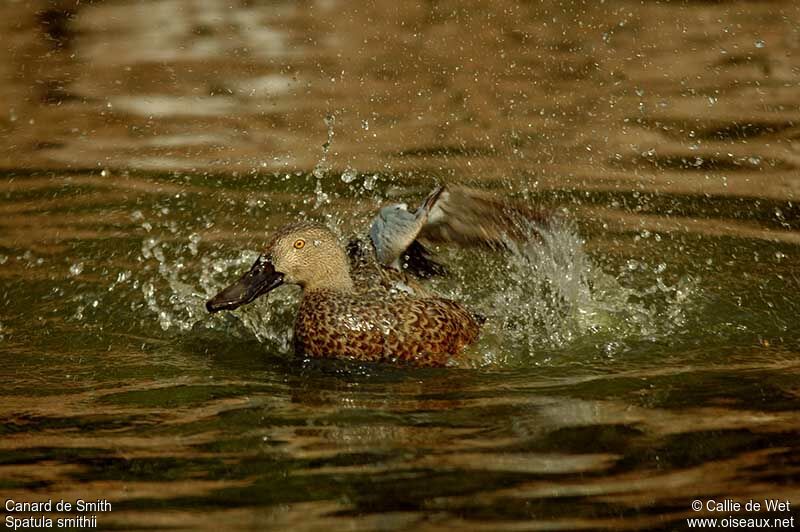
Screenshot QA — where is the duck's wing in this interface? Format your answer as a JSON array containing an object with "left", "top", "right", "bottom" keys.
[
  {"left": 368, "top": 185, "right": 549, "bottom": 273},
  {"left": 419, "top": 185, "right": 549, "bottom": 247}
]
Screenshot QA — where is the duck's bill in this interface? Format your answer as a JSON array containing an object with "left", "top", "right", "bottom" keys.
[{"left": 206, "top": 257, "right": 284, "bottom": 313}]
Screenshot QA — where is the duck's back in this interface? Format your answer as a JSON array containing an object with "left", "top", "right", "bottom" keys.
[{"left": 293, "top": 289, "right": 480, "bottom": 366}]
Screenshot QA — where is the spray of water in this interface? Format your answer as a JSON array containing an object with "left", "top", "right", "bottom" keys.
[
  {"left": 129, "top": 187, "right": 697, "bottom": 368},
  {"left": 136, "top": 232, "right": 298, "bottom": 351},
  {"left": 459, "top": 218, "right": 698, "bottom": 366}
]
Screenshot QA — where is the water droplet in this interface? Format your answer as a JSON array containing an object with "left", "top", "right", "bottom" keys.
[
  {"left": 754, "top": 39, "right": 765, "bottom": 48},
  {"left": 602, "top": 341, "right": 621, "bottom": 357},
  {"left": 188, "top": 233, "right": 201, "bottom": 256},
  {"left": 158, "top": 311, "right": 172, "bottom": 330},
  {"left": 69, "top": 262, "right": 84, "bottom": 276},
  {"left": 314, "top": 184, "right": 330, "bottom": 208},
  {"left": 363, "top": 174, "right": 378, "bottom": 191},
  {"left": 340, "top": 168, "right": 357, "bottom": 184}
]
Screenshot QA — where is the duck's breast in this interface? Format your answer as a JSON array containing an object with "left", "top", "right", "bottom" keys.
[
  {"left": 294, "top": 290, "right": 480, "bottom": 366},
  {"left": 294, "top": 290, "right": 389, "bottom": 362}
]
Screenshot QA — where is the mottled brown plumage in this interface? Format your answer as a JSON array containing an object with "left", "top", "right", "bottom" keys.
[{"left": 294, "top": 289, "right": 479, "bottom": 366}]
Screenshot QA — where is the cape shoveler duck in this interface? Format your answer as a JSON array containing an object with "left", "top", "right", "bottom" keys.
[{"left": 206, "top": 185, "right": 548, "bottom": 366}]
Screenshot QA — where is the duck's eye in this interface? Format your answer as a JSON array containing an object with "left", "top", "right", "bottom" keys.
[{"left": 293, "top": 239, "right": 305, "bottom": 249}]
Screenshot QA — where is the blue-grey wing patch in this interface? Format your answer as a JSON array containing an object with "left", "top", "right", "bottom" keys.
[
  {"left": 369, "top": 186, "right": 445, "bottom": 270},
  {"left": 370, "top": 203, "right": 419, "bottom": 268}
]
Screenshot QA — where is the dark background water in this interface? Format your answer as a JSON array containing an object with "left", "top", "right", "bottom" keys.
[{"left": 1, "top": 0, "right": 799, "bottom": 530}]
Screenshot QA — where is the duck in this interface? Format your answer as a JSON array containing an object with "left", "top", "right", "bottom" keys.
[{"left": 206, "top": 185, "right": 548, "bottom": 366}]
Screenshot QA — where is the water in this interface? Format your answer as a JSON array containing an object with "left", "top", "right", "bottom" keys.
[{"left": 2, "top": 0, "right": 799, "bottom": 530}]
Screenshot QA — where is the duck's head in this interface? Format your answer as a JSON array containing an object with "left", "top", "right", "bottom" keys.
[{"left": 206, "top": 221, "right": 353, "bottom": 313}]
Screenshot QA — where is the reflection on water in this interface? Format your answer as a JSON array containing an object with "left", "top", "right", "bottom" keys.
[{"left": 1, "top": 0, "right": 799, "bottom": 530}]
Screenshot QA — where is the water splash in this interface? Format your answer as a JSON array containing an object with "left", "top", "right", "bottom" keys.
[
  {"left": 312, "top": 114, "right": 336, "bottom": 209},
  {"left": 130, "top": 206, "right": 697, "bottom": 368},
  {"left": 460, "top": 219, "right": 698, "bottom": 366},
  {"left": 136, "top": 232, "right": 296, "bottom": 351},
  {"left": 140, "top": 236, "right": 202, "bottom": 331}
]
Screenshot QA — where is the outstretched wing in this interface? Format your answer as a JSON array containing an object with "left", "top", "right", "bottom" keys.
[
  {"left": 420, "top": 186, "right": 549, "bottom": 247},
  {"left": 368, "top": 185, "right": 549, "bottom": 274}
]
